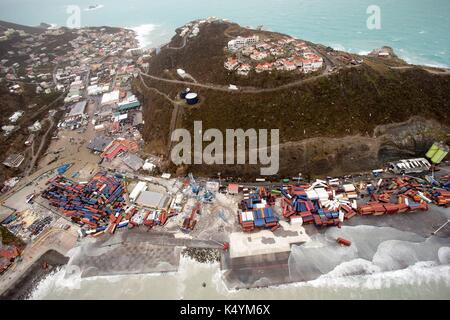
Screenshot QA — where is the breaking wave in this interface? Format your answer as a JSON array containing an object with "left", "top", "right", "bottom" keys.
[
  {"left": 27, "top": 224, "right": 449, "bottom": 299},
  {"left": 29, "top": 255, "right": 450, "bottom": 300},
  {"left": 29, "top": 246, "right": 450, "bottom": 299},
  {"left": 128, "top": 24, "right": 160, "bottom": 49}
]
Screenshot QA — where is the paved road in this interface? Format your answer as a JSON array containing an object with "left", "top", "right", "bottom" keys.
[
  {"left": 139, "top": 64, "right": 356, "bottom": 94},
  {"left": 389, "top": 65, "right": 450, "bottom": 75},
  {"left": 24, "top": 116, "right": 55, "bottom": 176},
  {"left": 166, "top": 34, "right": 188, "bottom": 50},
  {"left": 138, "top": 72, "right": 184, "bottom": 156}
]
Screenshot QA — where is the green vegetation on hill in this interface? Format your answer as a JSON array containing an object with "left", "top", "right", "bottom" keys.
[
  {"left": 0, "top": 225, "right": 25, "bottom": 249},
  {"left": 137, "top": 21, "right": 450, "bottom": 177}
]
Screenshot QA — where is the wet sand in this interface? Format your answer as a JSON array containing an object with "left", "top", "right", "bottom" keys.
[{"left": 0, "top": 250, "right": 68, "bottom": 300}]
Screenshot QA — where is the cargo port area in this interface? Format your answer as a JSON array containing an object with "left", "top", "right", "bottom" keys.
[{"left": 1, "top": 140, "right": 450, "bottom": 292}]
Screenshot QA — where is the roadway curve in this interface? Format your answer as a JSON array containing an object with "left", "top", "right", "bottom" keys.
[
  {"left": 389, "top": 65, "right": 450, "bottom": 75},
  {"left": 24, "top": 116, "right": 55, "bottom": 176},
  {"left": 139, "top": 65, "right": 356, "bottom": 94}
]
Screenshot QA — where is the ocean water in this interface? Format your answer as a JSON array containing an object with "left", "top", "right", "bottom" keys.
[
  {"left": 0, "top": 0, "right": 449, "bottom": 67},
  {"left": 29, "top": 257, "right": 450, "bottom": 300},
  {"left": 29, "top": 225, "right": 450, "bottom": 300},
  {"left": 2, "top": 0, "right": 449, "bottom": 299}
]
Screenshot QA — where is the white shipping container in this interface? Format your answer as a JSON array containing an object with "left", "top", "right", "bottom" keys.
[
  {"left": 343, "top": 184, "right": 356, "bottom": 192},
  {"left": 305, "top": 190, "right": 319, "bottom": 200},
  {"left": 290, "top": 216, "right": 303, "bottom": 225},
  {"left": 316, "top": 188, "right": 329, "bottom": 200}
]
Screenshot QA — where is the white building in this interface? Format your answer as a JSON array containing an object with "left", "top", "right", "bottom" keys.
[
  {"left": 9, "top": 111, "right": 24, "bottom": 123},
  {"left": 129, "top": 181, "right": 147, "bottom": 203},
  {"left": 236, "top": 64, "right": 251, "bottom": 76},
  {"left": 250, "top": 51, "right": 268, "bottom": 61},
  {"left": 177, "top": 69, "right": 187, "bottom": 78},
  {"left": 224, "top": 57, "right": 239, "bottom": 71},
  {"left": 227, "top": 36, "right": 259, "bottom": 51},
  {"left": 28, "top": 121, "right": 42, "bottom": 132},
  {"left": 101, "top": 90, "right": 120, "bottom": 106}
]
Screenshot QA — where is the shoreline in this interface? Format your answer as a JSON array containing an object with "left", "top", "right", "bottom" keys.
[
  {"left": 0, "top": 250, "right": 68, "bottom": 300},
  {"left": 13, "top": 206, "right": 448, "bottom": 299},
  {"left": 20, "top": 241, "right": 450, "bottom": 299}
]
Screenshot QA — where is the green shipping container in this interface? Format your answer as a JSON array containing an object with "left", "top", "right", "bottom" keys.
[
  {"left": 431, "top": 149, "right": 448, "bottom": 164},
  {"left": 437, "top": 150, "right": 448, "bottom": 163},
  {"left": 426, "top": 143, "right": 439, "bottom": 159}
]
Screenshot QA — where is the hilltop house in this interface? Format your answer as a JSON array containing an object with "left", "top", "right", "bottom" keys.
[
  {"left": 250, "top": 51, "right": 268, "bottom": 61},
  {"left": 224, "top": 57, "right": 239, "bottom": 71},
  {"left": 227, "top": 36, "right": 259, "bottom": 51},
  {"left": 255, "top": 62, "right": 273, "bottom": 73},
  {"left": 236, "top": 63, "right": 251, "bottom": 76}
]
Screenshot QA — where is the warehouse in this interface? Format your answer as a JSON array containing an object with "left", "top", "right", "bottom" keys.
[
  {"left": 122, "top": 153, "right": 144, "bottom": 171},
  {"left": 87, "top": 136, "right": 113, "bottom": 153},
  {"left": 136, "top": 190, "right": 170, "bottom": 210},
  {"left": 114, "top": 99, "right": 140, "bottom": 113},
  {"left": 68, "top": 100, "right": 87, "bottom": 117},
  {"left": 101, "top": 90, "right": 120, "bottom": 106},
  {"left": 3, "top": 154, "right": 25, "bottom": 168},
  {"left": 112, "top": 113, "right": 128, "bottom": 122},
  {"left": 388, "top": 158, "right": 431, "bottom": 174},
  {"left": 129, "top": 181, "right": 147, "bottom": 202}
]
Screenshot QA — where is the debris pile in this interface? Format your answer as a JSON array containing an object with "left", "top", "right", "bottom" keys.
[
  {"left": 279, "top": 181, "right": 357, "bottom": 228},
  {"left": 182, "top": 247, "right": 221, "bottom": 263},
  {"left": 238, "top": 187, "right": 279, "bottom": 232},
  {"left": 42, "top": 172, "right": 127, "bottom": 231},
  {"left": 0, "top": 240, "right": 20, "bottom": 274},
  {"left": 356, "top": 176, "right": 443, "bottom": 215}
]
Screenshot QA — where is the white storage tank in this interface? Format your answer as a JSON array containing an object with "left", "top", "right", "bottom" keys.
[{"left": 185, "top": 92, "right": 199, "bottom": 105}]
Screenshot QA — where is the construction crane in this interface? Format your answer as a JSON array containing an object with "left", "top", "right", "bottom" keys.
[
  {"left": 182, "top": 202, "right": 200, "bottom": 231},
  {"left": 188, "top": 173, "right": 200, "bottom": 194},
  {"left": 210, "top": 239, "right": 230, "bottom": 251}
]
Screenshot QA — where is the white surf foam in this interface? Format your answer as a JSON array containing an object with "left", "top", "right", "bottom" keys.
[
  {"left": 128, "top": 24, "right": 159, "bottom": 49},
  {"left": 308, "top": 261, "right": 450, "bottom": 291},
  {"left": 28, "top": 254, "right": 450, "bottom": 299},
  {"left": 84, "top": 5, "right": 104, "bottom": 12}
]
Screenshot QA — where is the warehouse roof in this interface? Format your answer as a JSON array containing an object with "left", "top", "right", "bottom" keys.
[
  {"left": 87, "top": 136, "right": 113, "bottom": 152},
  {"left": 101, "top": 90, "right": 120, "bottom": 105},
  {"left": 122, "top": 153, "right": 144, "bottom": 171},
  {"left": 3, "top": 154, "right": 25, "bottom": 168},
  {"left": 68, "top": 100, "right": 87, "bottom": 117},
  {"left": 136, "top": 191, "right": 170, "bottom": 209}
]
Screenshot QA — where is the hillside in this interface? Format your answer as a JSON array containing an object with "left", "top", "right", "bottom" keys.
[
  {"left": 136, "top": 20, "right": 450, "bottom": 178},
  {"left": 0, "top": 20, "right": 46, "bottom": 34}
]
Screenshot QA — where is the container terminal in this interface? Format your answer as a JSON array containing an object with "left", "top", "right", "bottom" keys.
[{"left": 0, "top": 19, "right": 449, "bottom": 294}]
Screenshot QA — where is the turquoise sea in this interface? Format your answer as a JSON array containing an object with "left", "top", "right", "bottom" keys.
[
  {"left": 0, "top": 0, "right": 449, "bottom": 67},
  {"left": 1, "top": 1, "right": 449, "bottom": 300}
]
